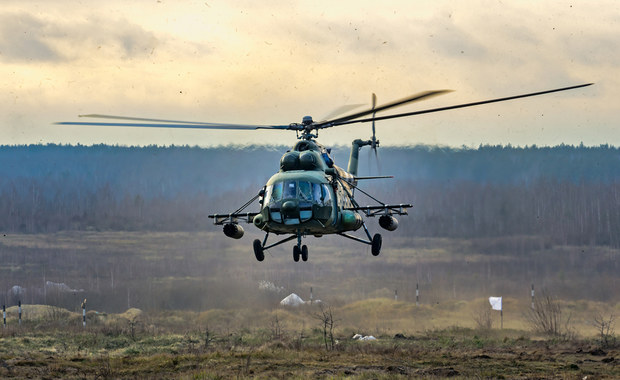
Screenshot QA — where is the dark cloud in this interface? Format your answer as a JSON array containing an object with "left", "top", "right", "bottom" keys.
[{"left": 0, "top": 12, "right": 158, "bottom": 63}]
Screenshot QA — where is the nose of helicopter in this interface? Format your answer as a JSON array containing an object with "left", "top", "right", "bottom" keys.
[
  {"left": 281, "top": 199, "right": 301, "bottom": 225},
  {"left": 281, "top": 200, "right": 299, "bottom": 216}
]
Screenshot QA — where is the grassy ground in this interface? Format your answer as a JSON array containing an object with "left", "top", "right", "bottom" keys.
[
  {"left": 0, "top": 231, "right": 618, "bottom": 378},
  {"left": 0, "top": 303, "right": 617, "bottom": 379}
]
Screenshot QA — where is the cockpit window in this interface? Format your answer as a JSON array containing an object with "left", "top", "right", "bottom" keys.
[
  {"left": 268, "top": 182, "right": 282, "bottom": 202},
  {"left": 312, "top": 183, "right": 322, "bottom": 203},
  {"left": 299, "top": 181, "right": 312, "bottom": 201},
  {"left": 321, "top": 184, "right": 332, "bottom": 206},
  {"left": 283, "top": 181, "right": 297, "bottom": 199}
]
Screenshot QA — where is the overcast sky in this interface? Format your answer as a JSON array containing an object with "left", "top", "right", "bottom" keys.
[{"left": 0, "top": 0, "right": 616, "bottom": 147}]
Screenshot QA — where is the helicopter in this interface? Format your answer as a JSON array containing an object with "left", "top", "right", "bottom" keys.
[{"left": 57, "top": 83, "right": 592, "bottom": 262}]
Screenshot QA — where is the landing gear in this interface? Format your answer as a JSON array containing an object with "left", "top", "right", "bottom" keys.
[
  {"left": 252, "top": 232, "right": 310, "bottom": 262},
  {"left": 371, "top": 233, "right": 382, "bottom": 256},
  {"left": 253, "top": 239, "right": 264, "bottom": 261},
  {"left": 292, "top": 244, "right": 308, "bottom": 262},
  {"left": 292, "top": 232, "right": 309, "bottom": 263}
]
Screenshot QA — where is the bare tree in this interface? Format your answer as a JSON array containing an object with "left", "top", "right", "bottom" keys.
[
  {"left": 525, "top": 290, "right": 574, "bottom": 339},
  {"left": 472, "top": 302, "right": 493, "bottom": 331},
  {"left": 591, "top": 313, "right": 616, "bottom": 348},
  {"left": 313, "top": 304, "right": 336, "bottom": 351}
]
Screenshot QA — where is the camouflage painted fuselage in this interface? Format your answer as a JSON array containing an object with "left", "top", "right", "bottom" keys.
[{"left": 252, "top": 140, "right": 362, "bottom": 235}]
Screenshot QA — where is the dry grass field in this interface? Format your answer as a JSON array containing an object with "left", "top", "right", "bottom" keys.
[
  {"left": 0, "top": 302, "right": 618, "bottom": 379},
  {"left": 0, "top": 231, "right": 618, "bottom": 378}
]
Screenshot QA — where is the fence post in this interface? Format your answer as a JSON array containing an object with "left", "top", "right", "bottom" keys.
[
  {"left": 18, "top": 300, "right": 22, "bottom": 326},
  {"left": 2, "top": 305, "right": 5, "bottom": 328},
  {"left": 416, "top": 283, "right": 419, "bottom": 306},
  {"left": 531, "top": 283, "right": 535, "bottom": 309}
]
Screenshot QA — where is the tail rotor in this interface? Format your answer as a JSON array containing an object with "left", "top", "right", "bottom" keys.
[{"left": 369, "top": 93, "right": 382, "bottom": 174}]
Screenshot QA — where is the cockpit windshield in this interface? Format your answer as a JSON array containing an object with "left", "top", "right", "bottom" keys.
[{"left": 265, "top": 180, "right": 331, "bottom": 206}]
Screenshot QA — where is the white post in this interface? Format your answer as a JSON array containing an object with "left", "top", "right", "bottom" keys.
[{"left": 81, "top": 299, "right": 87, "bottom": 327}]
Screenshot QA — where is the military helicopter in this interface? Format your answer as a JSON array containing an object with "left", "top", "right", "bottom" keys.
[{"left": 58, "top": 83, "right": 592, "bottom": 262}]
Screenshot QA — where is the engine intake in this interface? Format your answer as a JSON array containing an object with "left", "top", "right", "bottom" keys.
[
  {"left": 379, "top": 215, "right": 399, "bottom": 231},
  {"left": 223, "top": 223, "right": 244, "bottom": 239}
]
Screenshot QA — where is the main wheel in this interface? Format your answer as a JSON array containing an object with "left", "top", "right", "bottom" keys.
[
  {"left": 371, "top": 233, "right": 382, "bottom": 256},
  {"left": 301, "top": 245, "right": 308, "bottom": 262},
  {"left": 293, "top": 245, "right": 301, "bottom": 262},
  {"left": 253, "top": 239, "right": 264, "bottom": 261}
]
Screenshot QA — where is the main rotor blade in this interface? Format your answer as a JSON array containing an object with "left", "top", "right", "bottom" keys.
[
  {"left": 79, "top": 114, "right": 226, "bottom": 125},
  {"left": 317, "top": 89, "right": 452, "bottom": 127},
  {"left": 56, "top": 121, "right": 291, "bottom": 130},
  {"left": 56, "top": 114, "right": 291, "bottom": 130},
  {"left": 332, "top": 83, "right": 594, "bottom": 126},
  {"left": 319, "top": 104, "right": 365, "bottom": 122}
]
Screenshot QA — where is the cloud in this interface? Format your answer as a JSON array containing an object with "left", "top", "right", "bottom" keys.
[
  {"left": 0, "top": 12, "right": 159, "bottom": 63},
  {"left": 0, "top": 13, "right": 60, "bottom": 62}
]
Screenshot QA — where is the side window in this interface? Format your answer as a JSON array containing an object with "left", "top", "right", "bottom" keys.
[
  {"left": 321, "top": 184, "right": 332, "bottom": 206},
  {"left": 312, "top": 183, "right": 323, "bottom": 204},
  {"left": 283, "top": 181, "right": 297, "bottom": 199},
  {"left": 271, "top": 182, "right": 283, "bottom": 201},
  {"left": 264, "top": 185, "right": 273, "bottom": 203}
]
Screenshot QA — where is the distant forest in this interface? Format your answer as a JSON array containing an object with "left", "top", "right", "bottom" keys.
[{"left": 1, "top": 143, "right": 619, "bottom": 247}]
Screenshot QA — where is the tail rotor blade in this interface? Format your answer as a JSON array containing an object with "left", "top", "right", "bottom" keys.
[{"left": 371, "top": 93, "right": 377, "bottom": 146}]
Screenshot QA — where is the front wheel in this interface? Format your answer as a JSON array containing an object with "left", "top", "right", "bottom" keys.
[
  {"left": 301, "top": 245, "right": 308, "bottom": 262},
  {"left": 293, "top": 245, "right": 300, "bottom": 262},
  {"left": 371, "top": 233, "right": 382, "bottom": 256},
  {"left": 253, "top": 239, "right": 264, "bottom": 261}
]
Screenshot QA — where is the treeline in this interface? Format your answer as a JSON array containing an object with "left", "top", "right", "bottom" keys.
[{"left": 1, "top": 143, "right": 619, "bottom": 247}]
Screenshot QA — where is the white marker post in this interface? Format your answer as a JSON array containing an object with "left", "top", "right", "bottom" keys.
[
  {"left": 531, "top": 284, "right": 535, "bottom": 309},
  {"left": 416, "top": 283, "right": 419, "bottom": 306},
  {"left": 489, "top": 296, "right": 503, "bottom": 329},
  {"left": 81, "top": 299, "right": 87, "bottom": 327}
]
